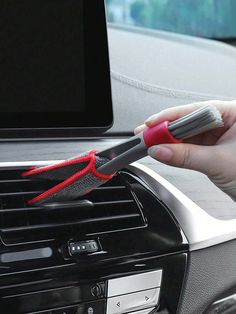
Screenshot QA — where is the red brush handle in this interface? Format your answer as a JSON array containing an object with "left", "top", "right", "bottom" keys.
[{"left": 143, "top": 121, "right": 182, "bottom": 148}]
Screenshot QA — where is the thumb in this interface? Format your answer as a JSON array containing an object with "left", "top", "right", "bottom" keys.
[{"left": 148, "top": 143, "right": 217, "bottom": 176}]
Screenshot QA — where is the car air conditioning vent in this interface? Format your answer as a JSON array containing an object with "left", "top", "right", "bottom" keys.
[{"left": 0, "top": 167, "right": 146, "bottom": 246}]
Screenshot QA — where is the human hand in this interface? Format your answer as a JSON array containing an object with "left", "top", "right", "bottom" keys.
[{"left": 135, "top": 100, "right": 236, "bottom": 201}]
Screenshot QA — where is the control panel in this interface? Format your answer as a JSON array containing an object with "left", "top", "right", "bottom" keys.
[
  {"left": 69, "top": 241, "right": 99, "bottom": 256},
  {"left": 28, "top": 270, "right": 162, "bottom": 314},
  {"left": 107, "top": 270, "right": 162, "bottom": 314}
]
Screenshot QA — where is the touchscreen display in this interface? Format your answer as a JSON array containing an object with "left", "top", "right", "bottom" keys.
[
  {"left": 0, "top": 0, "right": 113, "bottom": 134},
  {"left": 0, "top": 0, "right": 84, "bottom": 113}
]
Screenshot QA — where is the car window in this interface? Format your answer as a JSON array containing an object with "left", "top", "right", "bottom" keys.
[{"left": 106, "top": 0, "right": 236, "bottom": 39}]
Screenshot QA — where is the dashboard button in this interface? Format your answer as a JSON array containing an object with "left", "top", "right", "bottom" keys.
[
  {"left": 107, "top": 288, "right": 160, "bottom": 314},
  {"left": 69, "top": 241, "right": 99, "bottom": 256},
  {"left": 108, "top": 270, "right": 162, "bottom": 297},
  {"left": 75, "top": 300, "right": 105, "bottom": 314},
  {"left": 91, "top": 283, "right": 103, "bottom": 297}
]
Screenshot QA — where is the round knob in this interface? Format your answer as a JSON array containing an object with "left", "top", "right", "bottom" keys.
[{"left": 91, "top": 283, "right": 103, "bottom": 297}]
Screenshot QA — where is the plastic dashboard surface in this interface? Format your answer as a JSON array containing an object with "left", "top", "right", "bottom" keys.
[{"left": 1, "top": 22, "right": 236, "bottom": 314}]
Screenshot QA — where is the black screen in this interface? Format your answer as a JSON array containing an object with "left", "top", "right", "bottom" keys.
[
  {"left": 0, "top": 0, "right": 84, "bottom": 113},
  {"left": 0, "top": 0, "right": 113, "bottom": 136}
]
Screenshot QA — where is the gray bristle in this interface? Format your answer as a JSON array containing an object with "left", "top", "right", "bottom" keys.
[{"left": 169, "top": 105, "right": 224, "bottom": 139}]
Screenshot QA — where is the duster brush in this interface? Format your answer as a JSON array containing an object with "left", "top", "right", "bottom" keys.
[{"left": 23, "top": 105, "right": 224, "bottom": 205}]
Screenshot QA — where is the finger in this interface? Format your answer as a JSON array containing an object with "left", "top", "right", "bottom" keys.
[
  {"left": 145, "top": 104, "right": 203, "bottom": 127},
  {"left": 134, "top": 124, "right": 148, "bottom": 135},
  {"left": 148, "top": 143, "right": 218, "bottom": 177},
  {"left": 145, "top": 100, "right": 226, "bottom": 128}
]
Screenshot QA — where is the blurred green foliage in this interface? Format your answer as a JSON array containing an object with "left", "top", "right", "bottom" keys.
[{"left": 106, "top": 0, "right": 236, "bottom": 38}]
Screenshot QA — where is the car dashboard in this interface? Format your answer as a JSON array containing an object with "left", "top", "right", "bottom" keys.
[
  {"left": 0, "top": 159, "right": 188, "bottom": 314},
  {"left": 1, "top": 25, "right": 236, "bottom": 314}
]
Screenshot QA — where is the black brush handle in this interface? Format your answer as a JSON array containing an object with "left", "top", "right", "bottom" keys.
[
  {"left": 97, "top": 121, "right": 181, "bottom": 175},
  {"left": 97, "top": 133, "right": 147, "bottom": 175}
]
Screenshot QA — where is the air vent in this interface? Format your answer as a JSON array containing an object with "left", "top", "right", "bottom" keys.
[{"left": 0, "top": 166, "right": 146, "bottom": 246}]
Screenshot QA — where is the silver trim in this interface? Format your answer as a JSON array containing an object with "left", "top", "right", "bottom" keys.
[
  {"left": 128, "top": 163, "right": 236, "bottom": 251},
  {"left": 205, "top": 292, "right": 236, "bottom": 313},
  {"left": 130, "top": 308, "right": 155, "bottom": 314},
  {"left": 1, "top": 160, "right": 236, "bottom": 251},
  {"left": 107, "top": 288, "right": 160, "bottom": 314},
  {"left": 1, "top": 247, "right": 52, "bottom": 263},
  {"left": 108, "top": 270, "right": 162, "bottom": 297}
]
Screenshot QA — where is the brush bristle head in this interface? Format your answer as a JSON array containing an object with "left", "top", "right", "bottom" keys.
[{"left": 169, "top": 105, "right": 224, "bottom": 139}]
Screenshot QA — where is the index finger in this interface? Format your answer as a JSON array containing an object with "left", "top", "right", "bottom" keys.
[
  {"left": 145, "top": 103, "right": 205, "bottom": 127},
  {"left": 145, "top": 101, "right": 226, "bottom": 127}
]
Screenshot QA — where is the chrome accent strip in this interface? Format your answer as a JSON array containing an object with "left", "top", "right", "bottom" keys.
[
  {"left": 128, "top": 163, "right": 236, "bottom": 251},
  {"left": 107, "top": 288, "right": 160, "bottom": 314},
  {"left": 131, "top": 308, "right": 155, "bottom": 314},
  {"left": 205, "top": 293, "right": 236, "bottom": 313},
  {"left": 1, "top": 247, "right": 52, "bottom": 263},
  {"left": 108, "top": 270, "right": 162, "bottom": 297},
  {"left": 1, "top": 160, "right": 236, "bottom": 251}
]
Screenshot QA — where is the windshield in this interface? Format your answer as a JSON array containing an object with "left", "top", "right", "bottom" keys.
[{"left": 106, "top": 0, "right": 236, "bottom": 39}]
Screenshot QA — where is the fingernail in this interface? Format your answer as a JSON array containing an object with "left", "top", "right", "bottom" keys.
[
  {"left": 134, "top": 124, "right": 146, "bottom": 134},
  {"left": 145, "top": 114, "right": 158, "bottom": 124},
  {"left": 148, "top": 146, "right": 173, "bottom": 161}
]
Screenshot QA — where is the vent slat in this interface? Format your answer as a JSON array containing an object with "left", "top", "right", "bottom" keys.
[
  {"left": 2, "top": 214, "right": 140, "bottom": 233},
  {"left": 0, "top": 191, "right": 43, "bottom": 197},
  {"left": 0, "top": 167, "right": 145, "bottom": 246},
  {"left": 0, "top": 207, "right": 45, "bottom": 213},
  {"left": 0, "top": 200, "right": 134, "bottom": 213},
  {"left": 93, "top": 200, "right": 134, "bottom": 206},
  {"left": 0, "top": 179, "right": 31, "bottom": 183},
  {"left": 96, "top": 185, "right": 126, "bottom": 190}
]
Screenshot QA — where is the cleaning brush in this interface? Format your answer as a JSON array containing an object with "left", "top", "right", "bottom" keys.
[{"left": 22, "top": 105, "right": 224, "bottom": 205}]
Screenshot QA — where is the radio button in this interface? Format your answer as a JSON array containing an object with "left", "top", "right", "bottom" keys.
[
  {"left": 91, "top": 284, "right": 103, "bottom": 297},
  {"left": 107, "top": 288, "right": 160, "bottom": 314},
  {"left": 69, "top": 241, "right": 99, "bottom": 256},
  {"left": 108, "top": 270, "right": 162, "bottom": 297},
  {"left": 75, "top": 300, "right": 105, "bottom": 314}
]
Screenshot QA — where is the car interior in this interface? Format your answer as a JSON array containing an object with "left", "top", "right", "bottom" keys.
[{"left": 1, "top": 1, "right": 236, "bottom": 313}]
